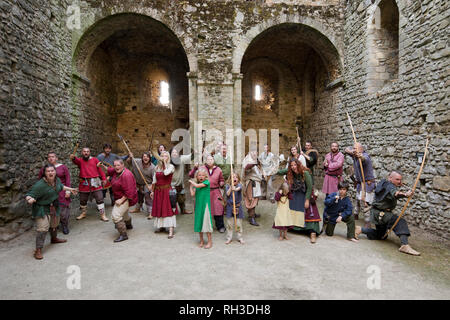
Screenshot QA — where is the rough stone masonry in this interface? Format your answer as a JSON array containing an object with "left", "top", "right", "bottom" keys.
[{"left": 0, "top": 0, "right": 448, "bottom": 241}]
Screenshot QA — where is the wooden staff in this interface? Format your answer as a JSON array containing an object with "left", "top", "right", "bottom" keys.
[
  {"left": 97, "top": 161, "right": 113, "bottom": 169},
  {"left": 295, "top": 126, "right": 301, "bottom": 152},
  {"left": 117, "top": 133, "right": 153, "bottom": 194},
  {"left": 383, "top": 138, "right": 429, "bottom": 239},
  {"left": 346, "top": 112, "right": 366, "bottom": 203},
  {"left": 230, "top": 148, "right": 237, "bottom": 232}
]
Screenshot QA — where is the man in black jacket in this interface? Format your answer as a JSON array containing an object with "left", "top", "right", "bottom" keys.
[{"left": 356, "top": 171, "right": 420, "bottom": 256}]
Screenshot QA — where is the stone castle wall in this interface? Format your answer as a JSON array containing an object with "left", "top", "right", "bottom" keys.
[{"left": 0, "top": 0, "right": 448, "bottom": 240}]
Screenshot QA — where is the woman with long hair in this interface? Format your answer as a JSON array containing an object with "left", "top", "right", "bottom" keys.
[
  {"left": 277, "top": 159, "right": 317, "bottom": 243},
  {"left": 151, "top": 151, "right": 178, "bottom": 239}
]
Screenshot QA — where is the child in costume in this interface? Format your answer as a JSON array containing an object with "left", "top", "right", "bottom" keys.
[{"left": 189, "top": 168, "right": 214, "bottom": 249}]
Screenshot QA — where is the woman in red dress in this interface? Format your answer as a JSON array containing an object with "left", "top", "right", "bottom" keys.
[{"left": 151, "top": 151, "right": 178, "bottom": 239}]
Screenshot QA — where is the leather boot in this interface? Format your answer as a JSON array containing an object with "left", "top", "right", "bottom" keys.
[
  {"left": 60, "top": 207, "right": 70, "bottom": 234},
  {"left": 114, "top": 222, "right": 128, "bottom": 242},
  {"left": 249, "top": 217, "right": 259, "bottom": 226},
  {"left": 50, "top": 228, "right": 67, "bottom": 244},
  {"left": 62, "top": 224, "right": 69, "bottom": 235},
  {"left": 99, "top": 208, "right": 109, "bottom": 222},
  {"left": 34, "top": 248, "right": 43, "bottom": 260},
  {"left": 129, "top": 205, "right": 141, "bottom": 213},
  {"left": 34, "top": 232, "right": 46, "bottom": 259},
  {"left": 248, "top": 208, "right": 259, "bottom": 226},
  {"left": 310, "top": 232, "right": 317, "bottom": 244},
  {"left": 125, "top": 218, "right": 133, "bottom": 230},
  {"left": 320, "top": 222, "right": 327, "bottom": 235},
  {"left": 355, "top": 200, "right": 361, "bottom": 220},
  {"left": 76, "top": 206, "right": 87, "bottom": 220}
]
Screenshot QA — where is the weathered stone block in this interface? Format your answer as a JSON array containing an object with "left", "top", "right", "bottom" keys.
[{"left": 433, "top": 176, "right": 450, "bottom": 192}]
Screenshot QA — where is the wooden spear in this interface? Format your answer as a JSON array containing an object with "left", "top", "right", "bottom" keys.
[
  {"left": 383, "top": 138, "right": 429, "bottom": 239},
  {"left": 346, "top": 112, "right": 366, "bottom": 203},
  {"left": 295, "top": 126, "right": 301, "bottom": 152},
  {"left": 117, "top": 133, "right": 153, "bottom": 195},
  {"left": 230, "top": 148, "right": 237, "bottom": 232}
]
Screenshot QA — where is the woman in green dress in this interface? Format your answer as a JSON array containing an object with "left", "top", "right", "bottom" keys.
[
  {"left": 26, "top": 164, "right": 78, "bottom": 260},
  {"left": 189, "top": 168, "right": 214, "bottom": 249}
]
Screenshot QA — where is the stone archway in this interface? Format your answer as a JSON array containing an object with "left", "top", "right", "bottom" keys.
[
  {"left": 71, "top": 13, "right": 191, "bottom": 155},
  {"left": 237, "top": 22, "right": 343, "bottom": 165},
  {"left": 232, "top": 16, "right": 343, "bottom": 77}
]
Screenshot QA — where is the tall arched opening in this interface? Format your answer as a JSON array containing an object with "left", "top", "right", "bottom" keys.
[{"left": 72, "top": 13, "right": 190, "bottom": 154}]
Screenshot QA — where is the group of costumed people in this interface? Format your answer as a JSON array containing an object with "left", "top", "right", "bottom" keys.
[{"left": 26, "top": 135, "right": 421, "bottom": 259}]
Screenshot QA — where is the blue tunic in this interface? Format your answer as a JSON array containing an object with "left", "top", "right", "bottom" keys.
[
  {"left": 225, "top": 183, "right": 244, "bottom": 219},
  {"left": 351, "top": 151, "right": 376, "bottom": 193},
  {"left": 323, "top": 193, "right": 353, "bottom": 224},
  {"left": 97, "top": 153, "right": 129, "bottom": 166}
]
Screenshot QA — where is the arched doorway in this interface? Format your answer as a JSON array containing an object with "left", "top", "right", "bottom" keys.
[
  {"left": 239, "top": 22, "right": 342, "bottom": 159},
  {"left": 72, "top": 13, "right": 190, "bottom": 154}
]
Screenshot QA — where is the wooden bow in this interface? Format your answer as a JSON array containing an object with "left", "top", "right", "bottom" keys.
[
  {"left": 384, "top": 138, "right": 429, "bottom": 239},
  {"left": 72, "top": 142, "right": 79, "bottom": 157},
  {"left": 346, "top": 112, "right": 366, "bottom": 203}
]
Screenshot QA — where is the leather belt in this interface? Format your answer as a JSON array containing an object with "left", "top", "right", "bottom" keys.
[{"left": 154, "top": 184, "right": 171, "bottom": 190}]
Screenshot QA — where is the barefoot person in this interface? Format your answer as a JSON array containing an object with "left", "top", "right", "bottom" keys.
[
  {"left": 273, "top": 182, "right": 293, "bottom": 241},
  {"left": 356, "top": 171, "right": 420, "bottom": 256},
  {"left": 26, "top": 164, "right": 77, "bottom": 260},
  {"left": 190, "top": 168, "right": 213, "bottom": 249},
  {"left": 224, "top": 173, "right": 245, "bottom": 245},
  {"left": 189, "top": 155, "right": 225, "bottom": 232},
  {"left": 323, "top": 182, "right": 358, "bottom": 242},
  {"left": 107, "top": 159, "right": 138, "bottom": 243},
  {"left": 38, "top": 152, "right": 72, "bottom": 234}
]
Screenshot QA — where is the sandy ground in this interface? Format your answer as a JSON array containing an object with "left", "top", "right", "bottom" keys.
[{"left": 0, "top": 194, "right": 449, "bottom": 300}]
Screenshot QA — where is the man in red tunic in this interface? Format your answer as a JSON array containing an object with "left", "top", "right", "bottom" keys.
[
  {"left": 70, "top": 147, "right": 108, "bottom": 221},
  {"left": 107, "top": 159, "right": 138, "bottom": 242}
]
